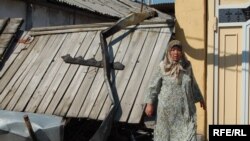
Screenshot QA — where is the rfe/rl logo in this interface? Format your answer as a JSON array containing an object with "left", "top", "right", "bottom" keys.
[{"left": 213, "top": 129, "right": 247, "bottom": 136}]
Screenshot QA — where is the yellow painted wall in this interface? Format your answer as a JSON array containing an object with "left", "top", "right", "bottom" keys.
[
  {"left": 206, "top": 0, "right": 215, "bottom": 140},
  {"left": 175, "top": 0, "right": 206, "bottom": 138}
]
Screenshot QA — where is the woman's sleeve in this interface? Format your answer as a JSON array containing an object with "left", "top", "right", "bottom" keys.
[
  {"left": 144, "top": 66, "right": 162, "bottom": 104},
  {"left": 190, "top": 66, "right": 204, "bottom": 103}
]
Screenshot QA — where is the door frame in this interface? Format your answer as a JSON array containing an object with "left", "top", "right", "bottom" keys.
[
  {"left": 215, "top": 1, "right": 250, "bottom": 124},
  {"left": 242, "top": 20, "right": 250, "bottom": 124}
]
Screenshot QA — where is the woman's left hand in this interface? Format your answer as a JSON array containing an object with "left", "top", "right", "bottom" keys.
[{"left": 200, "top": 100, "right": 206, "bottom": 110}]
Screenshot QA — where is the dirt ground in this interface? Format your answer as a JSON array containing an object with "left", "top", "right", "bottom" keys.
[{"left": 63, "top": 118, "right": 153, "bottom": 141}]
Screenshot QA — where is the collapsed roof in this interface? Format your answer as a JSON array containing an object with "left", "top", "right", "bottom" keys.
[{"left": 0, "top": 17, "right": 173, "bottom": 123}]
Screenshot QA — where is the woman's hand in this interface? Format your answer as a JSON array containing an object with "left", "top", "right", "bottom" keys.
[
  {"left": 145, "top": 103, "right": 154, "bottom": 117},
  {"left": 200, "top": 100, "right": 206, "bottom": 110}
]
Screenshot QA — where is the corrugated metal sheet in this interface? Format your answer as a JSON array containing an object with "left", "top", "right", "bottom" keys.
[
  {"left": 49, "top": 0, "right": 143, "bottom": 18},
  {"left": 0, "top": 21, "right": 172, "bottom": 123},
  {"left": 46, "top": 0, "right": 171, "bottom": 20}
]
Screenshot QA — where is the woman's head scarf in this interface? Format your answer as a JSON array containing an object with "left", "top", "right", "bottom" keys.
[{"left": 159, "top": 40, "right": 191, "bottom": 82}]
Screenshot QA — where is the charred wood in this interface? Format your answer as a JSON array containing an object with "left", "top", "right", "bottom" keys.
[{"left": 61, "top": 54, "right": 125, "bottom": 70}]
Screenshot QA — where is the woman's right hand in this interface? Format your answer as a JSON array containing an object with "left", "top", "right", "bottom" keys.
[{"left": 145, "top": 103, "right": 154, "bottom": 117}]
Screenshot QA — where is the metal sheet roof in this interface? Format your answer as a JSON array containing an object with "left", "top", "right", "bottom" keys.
[
  {"left": 50, "top": 0, "right": 143, "bottom": 17},
  {"left": 0, "top": 20, "right": 172, "bottom": 123},
  {"left": 48, "top": 0, "right": 170, "bottom": 20}
]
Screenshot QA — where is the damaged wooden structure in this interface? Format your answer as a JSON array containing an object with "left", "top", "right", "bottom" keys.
[
  {"left": 0, "top": 18, "right": 23, "bottom": 62},
  {"left": 90, "top": 9, "right": 158, "bottom": 141},
  {"left": 0, "top": 10, "right": 174, "bottom": 141}
]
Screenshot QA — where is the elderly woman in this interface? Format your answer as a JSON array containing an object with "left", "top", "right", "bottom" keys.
[{"left": 144, "top": 40, "right": 206, "bottom": 141}]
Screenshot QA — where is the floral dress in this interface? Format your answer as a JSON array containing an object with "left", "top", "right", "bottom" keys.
[{"left": 144, "top": 66, "right": 204, "bottom": 141}]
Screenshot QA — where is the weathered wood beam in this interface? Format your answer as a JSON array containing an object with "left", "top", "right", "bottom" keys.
[
  {"left": 61, "top": 54, "right": 125, "bottom": 70},
  {"left": 30, "top": 27, "right": 107, "bottom": 36},
  {"left": 31, "top": 21, "right": 169, "bottom": 32},
  {"left": 102, "top": 10, "right": 157, "bottom": 38},
  {"left": 0, "top": 18, "right": 24, "bottom": 62},
  {"left": 0, "top": 18, "right": 10, "bottom": 35}
]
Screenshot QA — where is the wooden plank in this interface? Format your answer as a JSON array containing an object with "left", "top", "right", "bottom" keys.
[
  {"left": 30, "top": 23, "right": 112, "bottom": 31},
  {"left": 0, "top": 32, "right": 30, "bottom": 78},
  {"left": 24, "top": 33, "right": 77, "bottom": 112},
  {"left": 97, "top": 28, "right": 149, "bottom": 120},
  {"left": 0, "top": 37, "right": 37, "bottom": 105},
  {"left": 44, "top": 31, "right": 103, "bottom": 115},
  {"left": 30, "top": 27, "right": 107, "bottom": 36},
  {"left": 88, "top": 29, "right": 132, "bottom": 119},
  {"left": 31, "top": 22, "right": 168, "bottom": 32},
  {"left": 13, "top": 34, "right": 68, "bottom": 111},
  {"left": 0, "top": 18, "right": 23, "bottom": 60},
  {"left": 0, "top": 19, "right": 9, "bottom": 33},
  {"left": 0, "top": 18, "right": 23, "bottom": 52},
  {"left": 61, "top": 34, "right": 111, "bottom": 117},
  {"left": 52, "top": 31, "right": 102, "bottom": 115},
  {"left": 0, "top": 34, "right": 12, "bottom": 44},
  {"left": 66, "top": 67, "right": 98, "bottom": 117},
  {"left": 0, "top": 34, "right": 13, "bottom": 51},
  {"left": 0, "top": 48, "right": 4, "bottom": 55},
  {"left": 116, "top": 28, "right": 160, "bottom": 122},
  {"left": 0, "top": 36, "right": 49, "bottom": 108},
  {"left": 5, "top": 35, "right": 57, "bottom": 110},
  {"left": 0, "top": 36, "right": 46, "bottom": 96},
  {"left": 30, "top": 24, "right": 169, "bottom": 36},
  {"left": 35, "top": 32, "right": 89, "bottom": 114},
  {"left": 65, "top": 32, "right": 100, "bottom": 117},
  {"left": 77, "top": 30, "right": 125, "bottom": 118},
  {"left": 1, "top": 18, "right": 23, "bottom": 34},
  {"left": 54, "top": 56, "right": 100, "bottom": 116},
  {"left": 128, "top": 28, "right": 171, "bottom": 123}
]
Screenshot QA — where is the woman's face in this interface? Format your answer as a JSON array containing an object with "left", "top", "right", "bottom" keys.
[{"left": 170, "top": 46, "right": 182, "bottom": 62}]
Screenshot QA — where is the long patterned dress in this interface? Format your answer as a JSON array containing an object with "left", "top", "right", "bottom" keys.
[{"left": 144, "top": 66, "right": 204, "bottom": 141}]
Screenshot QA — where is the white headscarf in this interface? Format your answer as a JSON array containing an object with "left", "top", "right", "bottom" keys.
[{"left": 159, "top": 40, "right": 191, "bottom": 83}]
